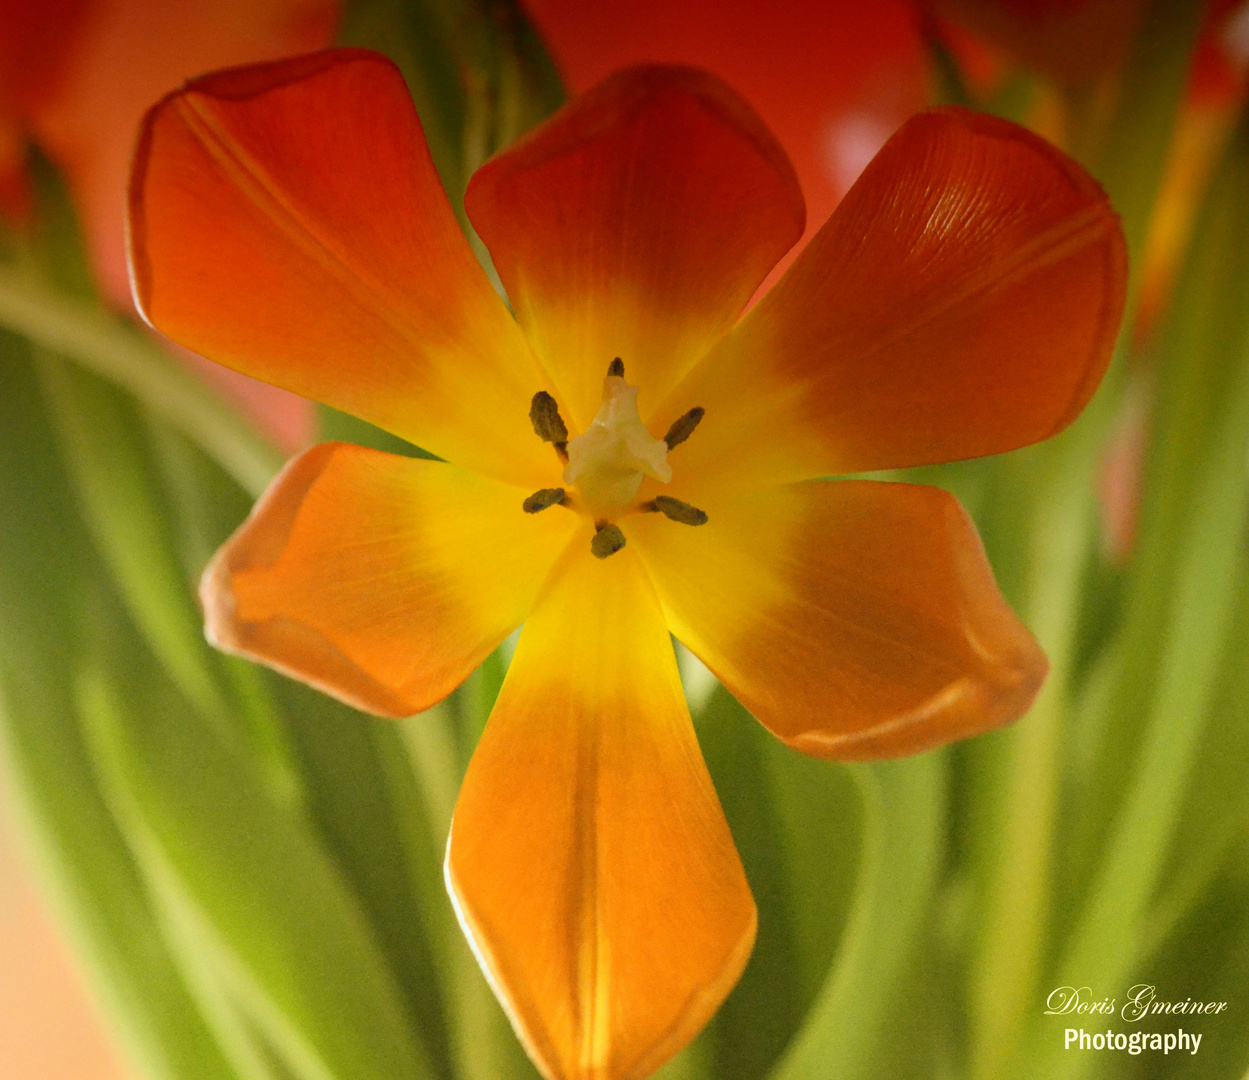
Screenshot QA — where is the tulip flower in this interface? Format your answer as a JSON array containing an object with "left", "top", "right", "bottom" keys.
[{"left": 128, "top": 49, "right": 1125, "bottom": 1080}]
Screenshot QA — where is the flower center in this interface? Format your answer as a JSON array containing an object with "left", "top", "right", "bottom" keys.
[
  {"left": 563, "top": 368, "right": 671, "bottom": 519},
  {"left": 523, "top": 359, "right": 708, "bottom": 558}
]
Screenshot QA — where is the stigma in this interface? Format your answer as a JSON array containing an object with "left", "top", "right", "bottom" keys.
[
  {"left": 562, "top": 367, "right": 672, "bottom": 519},
  {"left": 524, "top": 361, "right": 708, "bottom": 558}
]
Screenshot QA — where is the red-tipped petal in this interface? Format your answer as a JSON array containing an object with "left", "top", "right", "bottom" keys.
[
  {"left": 658, "top": 107, "right": 1127, "bottom": 494},
  {"left": 130, "top": 49, "right": 556, "bottom": 487},
  {"left": 466, "top": 64, "right": 804, "bottom": 431}
]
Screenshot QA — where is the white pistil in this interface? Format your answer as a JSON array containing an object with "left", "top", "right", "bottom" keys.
[{"left": 564, "top": 375, "right": 671, "bottom": 519}]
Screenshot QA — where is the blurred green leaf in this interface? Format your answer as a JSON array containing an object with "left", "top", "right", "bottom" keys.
[
  {"left": 1148, "top": 576, "right": 1249, "bottom": 949},
  {"left": 77, "top": 606, "right": 436, "bottom": 1080},
  {"left": 693, "top": 687, "right": 862, "bottom": 1080},
  {"left": 768, "top": 752, "right": 946, "bottom": 1080},
  {"left": 1026, "top": 101, "right": 1249, "bottom": 1080},
  {"left": 38, "top": 353, "right": 232, "bottom": 725},
  {"left": 273, "top": 684, "right": 455, "bottom": 1080},
  {"left": 0, "top": 338, "right": 240, "bottom": 1080},
  {"left": 964, "top": 422, "right": 1105, "bottom": 1080},
  {"left": 1127, "top": 852, "right": 1249, "bottom": 1080},
  {"left": 142, "top": 421, "right": 304, "bottom": 805},
  {"left": 0, "top": 268, "right": 283, "bottom": 496}
]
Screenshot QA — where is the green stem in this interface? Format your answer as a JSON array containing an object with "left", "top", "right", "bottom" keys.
[{"left": 969, "top": 424, "right": 1101, "bottom": 1080}]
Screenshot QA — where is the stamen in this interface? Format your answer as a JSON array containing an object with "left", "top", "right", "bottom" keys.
[
  {"left": 607, "top": 357, "right": 624, "bottom": 378},
  {"left": 663, "top": 407, "right": 704, "bottom": 450},
  {"left": 641, "top": 495, "right": 708, "bottom": 526},
  {"left": 523, "top": 488, "right": 566, "bottom": 513},
  {"left": 530, "top": 391, "right": 569, "bottom": 458},
  {"left": 590, "top": 522, "right": 627, "bottom": 559},
  {"left": 563, "top": 373, "right": 670, "bottom": 517}
]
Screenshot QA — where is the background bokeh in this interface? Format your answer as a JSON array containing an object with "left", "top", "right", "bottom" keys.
[{"left": 4, "top": 2, "right": 1249, "bottom": 1079}]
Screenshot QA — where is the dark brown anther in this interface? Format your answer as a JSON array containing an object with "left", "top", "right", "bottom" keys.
[
  {"left": 530, "top": 391, "right": 569, "bottom": 458},
  {"left": 664, "top": 407, "right": 704, "bottom": 450},
  {"left": 641, "top": 495, "right": 708, "bottom": 526},
  {"left": 590, "top": 523, "right": 627, "bottom": 559},
  {"left": 523, "top": 488, "right": 566, "bottom": 514},
  {"left": 607, "top": 357, "right": 624, "bottom": 378}
]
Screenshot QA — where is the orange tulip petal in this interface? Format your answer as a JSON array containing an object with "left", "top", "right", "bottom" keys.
[
  {"left": 629, "top": 479, "right": 1047, "bottom": 759},
  {"left": 658, "top": 106, "right": 1127, "bottom": 492},
  {"left": 130, "top": 49, "right": 556, "bottom": 487},
  {"left": 202, "top": 442, "right": 578, "bottom": 717},
  {"left": 465, "top": 64, "right": 805, "bottom": 430},
  {"left": 447, "top": 542, "right": 755, "bottom": 1080}
]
